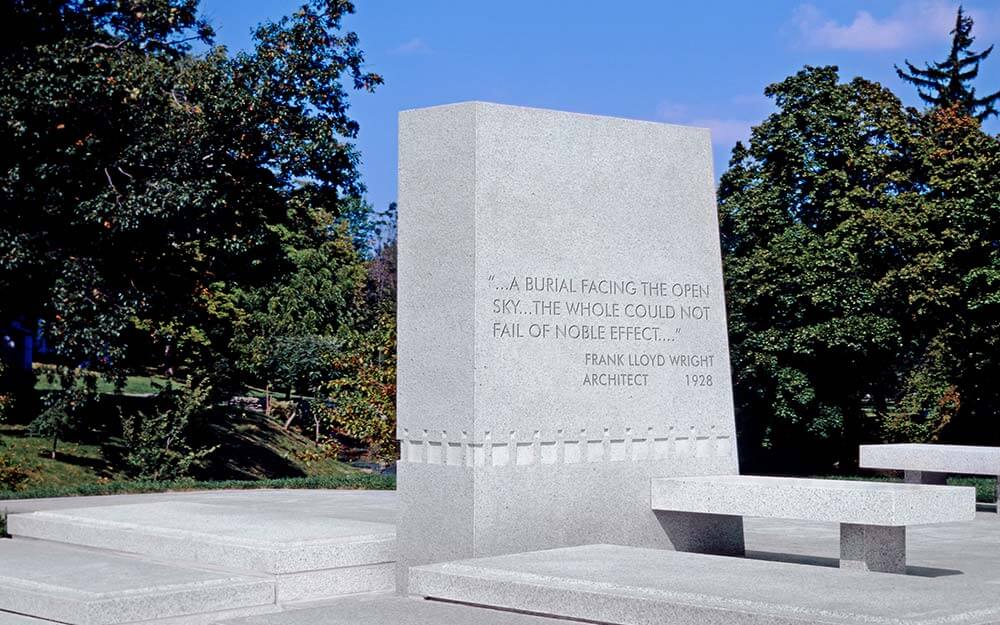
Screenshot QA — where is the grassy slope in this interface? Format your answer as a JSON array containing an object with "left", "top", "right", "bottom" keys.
[
  {"left": 1, "top": 406, "right": 363, "bottom": 495},
  {"left": 1, "top": 427, "right": 108, "bottom": 490},
  {"left": 203, "top": 408, "right": 361, "bottom": 480},
  {"left": 13, "top": 367, "right": 365, "bottom": 490}
]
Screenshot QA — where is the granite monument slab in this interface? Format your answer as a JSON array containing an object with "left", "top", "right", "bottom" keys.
[{"left": 396, "top": 102, "right": 743, "bottom": 589}]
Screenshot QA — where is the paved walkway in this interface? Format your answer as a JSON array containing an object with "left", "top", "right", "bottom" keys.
[
  {"left": 2, "top": 489, "right": 997, "bottom": 624},
  {"left": 4, "top": 488, "right": 994, "bottom": 579}
]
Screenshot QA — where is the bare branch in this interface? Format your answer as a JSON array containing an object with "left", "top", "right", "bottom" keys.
[
  {"left": 104, "top": 167, "right": 120, "bottom": 196},
  {"left": 86, "top": 40, "right": 127, "bottom": 51},
  {"left": 166, "top": 35, "right": 203, "bottom": 47}
]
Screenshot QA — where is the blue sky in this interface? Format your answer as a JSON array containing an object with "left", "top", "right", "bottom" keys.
[{"left": 199, "top": 0, "right": 1000, "bottom": 215}]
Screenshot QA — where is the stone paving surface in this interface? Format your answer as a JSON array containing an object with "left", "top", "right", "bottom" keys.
[
  {"left": 0, "top": 491, "right": 398, "bottom": 624},
  {"left": 8, "top": 500, "right": 395, "bottom": 573},
  {"left": 0, "top": 489, "right": 396, "bottom": 519},
  {"left": 9, "top": 488, "right": 989, "bottom": 579},
  {"left": 216, "top": 595, "right": 583, "bottom": 625},
  {"left": 411, "top": 542, "right": 1000, "bottom": 625},
  {"left": 4, "top": 489, "right": 1000, "bottom": 624},
  {"left": 0, "top": 539, "right": 275, "bottom": 625}
]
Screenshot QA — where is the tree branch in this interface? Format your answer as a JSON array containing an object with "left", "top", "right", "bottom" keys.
[{"left": 87, "top": 40, "right": 127, "bottom": 51}]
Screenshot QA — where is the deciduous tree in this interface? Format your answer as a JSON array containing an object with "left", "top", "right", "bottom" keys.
[
  {"left": 720, "top": 65, "right": 1000, "bottom": 472},
  {"left": 1, "top": 1, "right": 382, "bottom": 441}
]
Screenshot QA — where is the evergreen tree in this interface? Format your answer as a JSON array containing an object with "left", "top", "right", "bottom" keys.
[{"left": 896, "top": 6, "right": 1000, "bottom": 121}]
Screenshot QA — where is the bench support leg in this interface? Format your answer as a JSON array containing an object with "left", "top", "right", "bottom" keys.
[
  {"left": 839, "top": 524, "right": 905, "bottom": 574},
  {"left": 903, "top": 470, "right": 947, "bottom": 485}
]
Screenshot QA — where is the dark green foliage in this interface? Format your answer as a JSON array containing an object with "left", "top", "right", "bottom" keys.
[
  {"left": 896, "top": 6, "right": 1000, "bottom": 121},
  {"left": 234, "top": 211, "right": 367, "bottom": 397},
  {"left": 720, "top": 66, "right": 1000, "bottom": 472},
  {"left": 1, "top": 0, "right": 385, "bottom": 469},
  {"left": 896, "top": 106, "right": 1000, "bottom": 444},
  {"left": 719, "top": 66, "right": 919, "bottom": 471},
  {"left": 948, "top": 477, "right": 999, "bottom": 503},
  {"left": 0, "top": 0, "right": 380, "bottom": 387}
]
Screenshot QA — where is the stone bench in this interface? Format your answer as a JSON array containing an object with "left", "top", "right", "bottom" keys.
[
  {"left": 860, "top": 444, "right": 1000, "bottom": 511},
  {"left": 650, "top": 474, "right": 975, "bottom": 574}
]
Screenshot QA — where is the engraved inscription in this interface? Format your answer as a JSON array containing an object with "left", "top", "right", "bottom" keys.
[{"left": 488, "top": 273, "right": 719, "bottom": 388}]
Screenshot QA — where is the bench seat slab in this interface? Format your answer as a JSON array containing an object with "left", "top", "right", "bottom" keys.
[
  {"left": 650, "top": 475, "right": 975, "bottom": 526},
  {"left": 651, "top": 475, "right": 975, "bottom": 574},
  {"left": 860, "top": 443, "right": 1000, "bottom": 476}
]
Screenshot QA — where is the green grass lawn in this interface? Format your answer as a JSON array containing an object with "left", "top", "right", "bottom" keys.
[
  {"left": 1, "top": 425, "right": 110, "bottom": 490},
  {"left": 33, "top": 364, "right": 169, "bottom": 395}
]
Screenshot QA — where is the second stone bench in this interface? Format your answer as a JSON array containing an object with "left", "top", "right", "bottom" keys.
[
  {"left": 651, "top": 474, "right": 975, "bottom": 574},
  {"left": 860, "top": 443, "right": 1000, "bottom": 515}
]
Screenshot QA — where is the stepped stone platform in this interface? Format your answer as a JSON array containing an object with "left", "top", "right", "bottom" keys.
[
  {"left": 215, "top": 595, "right": 585, "bottom": 625},
  {"left": 0, "top": 540, "right": 276, "bottom": 625},
  {"left": 5, "top": 490, "right": 1000, "bottom": 624},
  {"left": 8, "top": 500, "right": 395, "bottom": 602},
  {"left": 0, "top": 615, "right": 51, "bottom": 625},
  {"left": 409, "top": 543, "right": 1000, "bottom": 625},
  {"left": 0, "top": 490, "right": 397, "bottom": 624}
]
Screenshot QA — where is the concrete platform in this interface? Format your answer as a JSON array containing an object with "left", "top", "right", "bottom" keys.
[
  {"left": 409, "top": 543, "right": 1000, "bottom": 625},
  {"left": 7, "top": 490, "right": 1000, "bottom": 624},
  {"left": 0, "top": 612, "right": 59, "bottom": 625},
  {"left": 0, "top": 489, "right": 397, "bottom": 520},
  {"left": 6, "top": 493, "right": 396, "bottom": 603},
  {"left": 0, "top": 539, "right": 276, "bottom": 625},
  {"left": 9, "top": 502, "right": 394, "bottom": 573},
  {"left": 214, "top": 595, "right": 587, "bottom": 625}
]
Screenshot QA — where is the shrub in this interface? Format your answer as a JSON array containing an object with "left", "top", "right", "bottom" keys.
[
  {"left": 0, "top": 450, "right": 29, "bottom": 492},
  {"left": 111, "top": 379, "right": 218, "bottom": 480}
]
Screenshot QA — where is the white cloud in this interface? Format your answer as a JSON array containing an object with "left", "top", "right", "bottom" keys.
[
  {"left": 791, "top": 1, "right": 958, "bottom": 51},
  {"left": 731, "top": 93, "right": 772, "bottom": 111},
  {"left": 688, "top": 118, "right": 753, "bottom": 145},
  {"left": 392, "top": 37, "right": 430, "bottom": 55},
  {"left": 654, "top": 100, "right": 689, "bottom": 120},
  {"left": 655, "top": 100, "right": 752, "bottom": 146}
]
